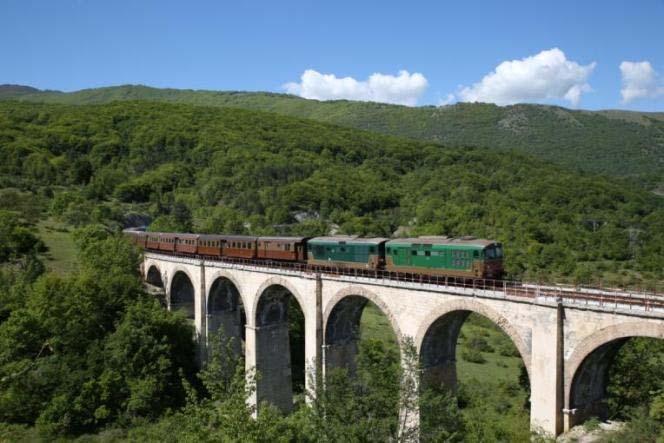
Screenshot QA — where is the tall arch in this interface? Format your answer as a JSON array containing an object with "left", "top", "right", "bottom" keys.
[
  {"left": 170, "top": 270, "right": 195, "bottom": 320},
  {"left": 323, "top": 286, "right": 402, "bottom": 375},
  {"left": 252, "top": 276, "right": 305, "bottom": 327},
  {"left": 207, "top": 276, "right": 246, "bottom": 357},
  {"left": 565, "top": 322, "right": 664, "bottom": 427},
  {"left": 145, "top": 264, "right": 167, "bottom": 307},
  {"left": 146, "top": 265, "right": 163, "bottom": 288},
  {"left": 415, "top": 299, "right": 531, "bottom": 385},
  {"left": 253, "top": 283, "right": 306, "bottom": 413}
]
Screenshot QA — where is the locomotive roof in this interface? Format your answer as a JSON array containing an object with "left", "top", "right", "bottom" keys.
[
  {"left": 309, "top": 236, "right": 388, "bottom": 245},
  {"left": 386, "top": 236, "right": 498, "bottom": 247}
]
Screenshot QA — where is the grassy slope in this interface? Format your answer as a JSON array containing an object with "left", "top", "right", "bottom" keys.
[
  {"left": 3, "top": 85, "right": 664, "bottom": 182},
  {"left": 36, "top": 219, "right": 77, "bottom": 275},
  {"left": 360, "top": 304, "right": 530, "bottom": 435}
]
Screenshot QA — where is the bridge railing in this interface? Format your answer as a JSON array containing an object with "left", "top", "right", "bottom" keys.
[{"left": 147, "top": 251, "right": 664, "bottom": 312}]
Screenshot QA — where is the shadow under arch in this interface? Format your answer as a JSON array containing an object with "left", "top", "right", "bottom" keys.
[
  {"left": 323, "top": 286, "right": 403, "bottom": 376},
  {"left": 253, "top": 283, "right": 306, "bottom": 413},
  {"left": 415, "top": 299, "right": 531, "bottom": 386},
  {"left": 146, "top": 265, "right": 163, "bottom": 288},
  {"left": 565, "top": 322, "right": 664, "bottom": 428},
  {"left": 170, "top": 270, "right": 195, "bottom": 320},
  {"left": 207, "top": 276, "right": 246, "bottom": 357}
]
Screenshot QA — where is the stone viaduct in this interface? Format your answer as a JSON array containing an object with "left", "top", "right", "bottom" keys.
[{"left": 142, "top": 252, "right": 664, "bottom": 437}]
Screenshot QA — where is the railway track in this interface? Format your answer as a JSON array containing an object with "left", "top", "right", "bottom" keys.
[{"left": 145, "top": 249, "right": 664, "bottom": 312}]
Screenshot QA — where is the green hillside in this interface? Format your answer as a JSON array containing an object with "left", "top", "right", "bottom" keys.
[
  {"left": 3, "top": 84, "right": 664, "bottom": 184},
  {"left": 1, "top": 100, "right": 663, "bottom": 286}
]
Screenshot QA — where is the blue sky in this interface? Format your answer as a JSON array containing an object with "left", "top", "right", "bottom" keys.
[{"left": 2, "top": 0, "right": 663, "bottom": 110}]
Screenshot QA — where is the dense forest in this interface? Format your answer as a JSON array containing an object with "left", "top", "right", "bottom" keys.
[
  {"left": 0, "top": 100, "right": 663, "bottom": 286},
  {"left": 0, "top": 98, "right": 662, "bottom": 441},
  {"left": 2, "top": 84, "right": 664, "bottom": 186}
]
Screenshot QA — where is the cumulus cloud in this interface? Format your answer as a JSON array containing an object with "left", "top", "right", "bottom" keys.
[
  {"left": 283, "top": 69, "right": 428, "bottom": 106},
  {"left": 451, "top": 48, "right": 596, "bottom": 107},
  {"left": 620, "top": 61, "right": 664, "bottom": 103}
]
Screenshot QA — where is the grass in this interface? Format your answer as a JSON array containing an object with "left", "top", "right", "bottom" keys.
[
  {"left": 359, "top": 302, "right": 398, "bottom": 345},
  {"left": 360, "top": 305, "right": 525, "bottom": 386},
  {"left": 36, "top": 218, "right": 77, "bottom": 275},
  {"left": 360, "top": 305, "right": 531, "bottom": 436}
]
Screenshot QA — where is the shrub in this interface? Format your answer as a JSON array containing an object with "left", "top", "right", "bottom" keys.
[
  {"left": 461, "top": 348, "right": 486, "bottom": 364},
  {"left": 467, "top": 335, "right": 494, "bottom": 353}
]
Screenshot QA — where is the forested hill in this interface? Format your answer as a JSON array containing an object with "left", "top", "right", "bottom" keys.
[
  {"left": 1, "top": 100, "right": 663, "bottom": 285},
  {"left": 2, "top": 84, "right": 664, "bottom": 185}
]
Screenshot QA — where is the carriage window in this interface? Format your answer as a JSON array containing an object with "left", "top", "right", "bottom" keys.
[
  {"left": 425, "top": 251, "right": 431, "bottom": 257},
  {"left": 369, "top": 246, "right": 375, "bottom": 253},
  {"left": 473, "top": 250, "right": 479, "bottom": 257},
  {"left": 411, "top": 250, "right": 417, "bottom": 256},
  {"left": 285, "top": 244, "right": 291, "bottom": 251}
]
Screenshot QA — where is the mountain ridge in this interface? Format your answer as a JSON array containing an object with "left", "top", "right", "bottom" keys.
[{"left": 2, "top": 84, "right": 664, "bottom": 184}]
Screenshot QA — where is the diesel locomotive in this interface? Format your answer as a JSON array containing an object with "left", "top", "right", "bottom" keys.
[{"left": 125, "top": 231, "right": 504, "bottom": 279}]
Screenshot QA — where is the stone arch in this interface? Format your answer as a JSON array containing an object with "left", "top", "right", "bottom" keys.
[
  {"left": 146, "top": 264, "right": 164, "bottom": 288},
  {"left": 206, "top": 270, "right": 247, "bottom": 312},
  {"left": 170, "top": 270, "right": 196, "bottom": 320},
  {"left": 252, "top": 276, "right": 306, "bottom": 327},
  {"left": 252, "top": 278, "right": 307, "bottom": 413},
  {"left": 207, "top": 274, "right": 246, "bottom": 356},
  {"left": 565, "top": 322, "right": 664, "bottom": 427},
  {"left": 415, "top": 298, "right": 531, "bottom": 390},
  {"left": 323, "top": 286, "right": 403, "bottom": 375}
]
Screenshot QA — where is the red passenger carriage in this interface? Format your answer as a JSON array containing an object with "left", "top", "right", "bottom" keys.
[
  {"left": 145, "top": 232, "right": 160, "bottom": 249},
  {"left": 175, "top": 233, "right": 199, "bottom": 254},
  {"left": 257, "top": 236, "right": 308, "bottom": 261},
  {"left": 220, "top": 235, "right": 257, "bottom": 259},
  {"left": 159, "top": 233, "right": 177, "bottom": 252},
  {"left": 198, "top": 234, "right": 224, "bottom": 257}
]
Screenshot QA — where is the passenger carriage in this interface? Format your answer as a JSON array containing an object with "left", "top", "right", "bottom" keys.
[
  {"left": 257, "top": 236, "right": 309, "bottom": 261},
  {"left": 175, "top": 233, "right": 199, "bottom": 255},
  {"left": 198, "top": 234, "right": 224, "bottom": 257},
  {"left": 146, "top": 232, "right": 161, "bottom": 250},
  {"left": 220, "top": 235, "right": 257, "bottom": 259},
  {"left": 158, "top": 233, "right": 177, "bottom": 252}
]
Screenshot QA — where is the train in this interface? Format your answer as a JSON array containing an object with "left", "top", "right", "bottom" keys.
[{"left": 124, "top": 231, "right": 505, "bottom": 279}]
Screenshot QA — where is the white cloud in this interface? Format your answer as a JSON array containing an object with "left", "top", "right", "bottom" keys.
[
  {"left": 620, "top": 61, "right": 664, "bottom": 103},
  {"left": 450, "top": 48, "right": 596, "bottom": 107},
  {"left": 438, "top": 93, "right": 455, "bottom": 106},
  {"left": 283, "top": 69, "right": 428, "bottom": 106}
]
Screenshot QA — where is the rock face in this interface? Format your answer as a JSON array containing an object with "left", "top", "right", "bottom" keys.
[{"left": 557, "top": 420, "right": 625, "bottom": 442}]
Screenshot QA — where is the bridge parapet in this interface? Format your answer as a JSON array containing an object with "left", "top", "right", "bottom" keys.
[{"left": 144, "top": 252, "right": 663, "bottom": 317}]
